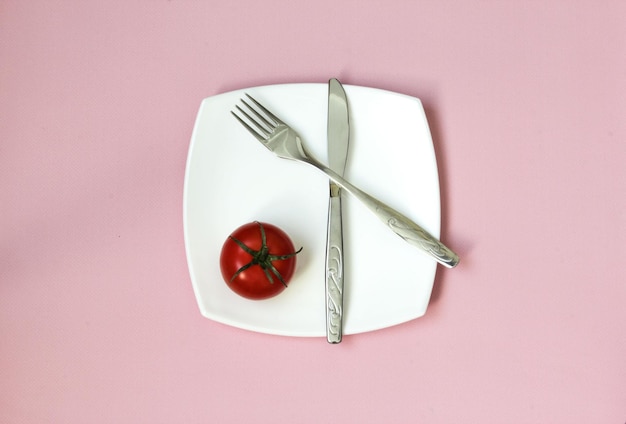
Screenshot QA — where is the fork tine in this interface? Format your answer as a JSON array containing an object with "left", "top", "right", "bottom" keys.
[
  {"left": 231, "top": 111, "right": 267, "bottom": 142},
  {"left": 239, "top": 98, "right": 276, "bottom": 132},
  {"left": 244, "top": 94, "right": 284, "bottom": 126},
  {"left": 235, "top": 104, "right": 272, "bottom": 136}
]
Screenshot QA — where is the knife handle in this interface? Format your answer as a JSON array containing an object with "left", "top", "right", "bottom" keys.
[
  {"left": 318, "top": 166, "right": 459, "bottom": 268},
  {"left": 325, "top": 184, "right": 344, "bottom": 344}
]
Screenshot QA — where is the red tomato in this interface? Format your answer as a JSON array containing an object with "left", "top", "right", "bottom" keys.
[{"left": 219, "top": 221, "right": 302, "bottom": 300}]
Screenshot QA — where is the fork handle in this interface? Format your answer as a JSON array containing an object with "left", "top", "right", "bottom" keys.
[{"left": 320, "top": 166, "right": 459, "bottom": 268}]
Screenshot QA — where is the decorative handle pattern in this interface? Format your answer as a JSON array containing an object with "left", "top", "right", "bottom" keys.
[
  {"left": 325, "top": 191, "right": 344, "bottom": 344},
  {"left": 318, "top": 165, "right": 459, "bottom": 268},
  {"left": 380, "top": 205, "right": 459, "bottom": 267}
]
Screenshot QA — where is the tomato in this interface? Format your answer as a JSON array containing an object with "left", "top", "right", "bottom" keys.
[{"left": 219, "top": 221, "right": 302, "bottom": 300}]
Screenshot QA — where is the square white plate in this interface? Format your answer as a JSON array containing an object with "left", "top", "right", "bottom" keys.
[{"left": 183, "top": 83, "right": 441, "bottom": 337}]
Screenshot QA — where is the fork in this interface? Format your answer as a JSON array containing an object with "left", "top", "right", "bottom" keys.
[{"left": 232, "top": 94, "right": 459, "bottom": 268}]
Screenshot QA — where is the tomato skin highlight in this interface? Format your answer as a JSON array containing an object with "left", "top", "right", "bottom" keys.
[{"left": 219, "top": 222, "right": 299, "bottom": 300}]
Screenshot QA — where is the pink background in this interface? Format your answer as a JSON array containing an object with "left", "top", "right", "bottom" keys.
[{"left": 2, "top": 1, "right": 625, "bottom": 422}]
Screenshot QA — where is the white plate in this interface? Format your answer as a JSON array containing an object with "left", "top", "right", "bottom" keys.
[{"left": 183, "top": 83, "right": 441, "bottom": 337}]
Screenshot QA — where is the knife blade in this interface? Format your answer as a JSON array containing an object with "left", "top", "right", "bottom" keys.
[{"left": 325, "top": 78, "right": 350, "bottom": 344}]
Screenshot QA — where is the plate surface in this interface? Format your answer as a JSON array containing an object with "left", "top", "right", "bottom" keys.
[{"left": 183, "top": 83, "right": 441, "bottom": 337}]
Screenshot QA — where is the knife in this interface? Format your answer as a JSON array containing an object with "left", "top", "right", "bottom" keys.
[{"left": 325, "top": 78, "right": 350, "bottom": 344}]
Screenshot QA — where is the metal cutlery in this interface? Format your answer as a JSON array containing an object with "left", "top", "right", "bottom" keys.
[
  {"left": 325, "top": 79, "right": 350, "bottom": 343},
  {"left": 231, "top": 93, "right": 459, "bottom": 269}
]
